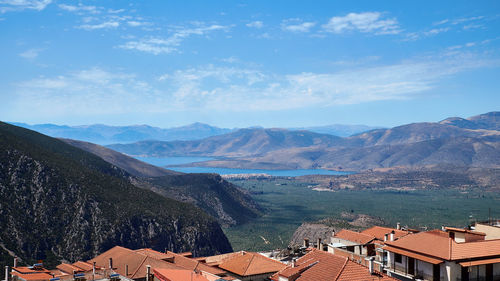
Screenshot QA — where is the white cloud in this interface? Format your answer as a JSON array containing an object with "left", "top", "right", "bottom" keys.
[
  {"left": 322, "top": 12, "right": 401, "bottom": 35},
  {"left": 78, "top": 21, "right": 119, "bottom": 30},
  {"left": 246, "top": 21, "right": 263, "bottom": 28},
  {"left": 127, "top": 20, "right": 148, "bottom": 27},
  {"left": 119, "top": 23, "right": 230, "bottom": 55},
  {"left": 0, "top": 0, "right": 51, "bottom": 12},
  {"left": 19, "top": 48, "right": 41, "bottom": 59},
  {"left": 11, "top": 50, "right": 497, "bottom": 117},
  {"left": 281, "top": 19, "right": 316, "bottom": 33},
  {"left": 58, "top": 3, "right": 99, "bottom": 14}
]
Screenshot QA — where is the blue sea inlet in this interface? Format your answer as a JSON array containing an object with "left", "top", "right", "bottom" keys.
[{"left": 135, "top": 156, "right": 351, "bottom": 177}]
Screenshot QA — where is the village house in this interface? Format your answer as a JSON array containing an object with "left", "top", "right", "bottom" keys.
[
  {"left": 198, "top": 251, "right": 287, "bottom": 281},
  {"left": 383, "top": 227, "right": 500, "bottom": 281},
  {"left": 270, "top": 248, "right": 397, "bottom": 281},
  {"left": 327, "top": 224, "right": 413, "bottom": 271}
]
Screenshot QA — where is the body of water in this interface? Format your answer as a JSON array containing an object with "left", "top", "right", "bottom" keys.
[
  {"left": 135, "top": 156, "right": 214, "bottom": 166},
  {"left": 135, "top": 156, "right": 350, "bottom": 177},
  {"left": 167, "top": 166, "right": 350, "bottom": 177}
]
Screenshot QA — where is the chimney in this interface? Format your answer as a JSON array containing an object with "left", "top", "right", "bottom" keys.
[
  {"left": 396, "top": 222, "right": 401, "bottom": 230},
  {"left": 5, "top": 266, "right": 9, "bottom": 281},
  {"left": 108, "top": 258, "right": 113, "bottom": 270},
  {"left": 303, "top": 238, "right": 309, "bottom": 248},
  {"left": 390, "top": 231, "right": 394, "bottom": 241},
  {"left": 317, "top": 238, "right": 322, "bottom": 250},
  {"left": 125, "top": 265, "right": 128, "bottom": 276},
  {"left": 146, "top": 265, "right": 151, "bottom": 281},
  {"left": 292, "top": 259, "right": 296, "bottom": 268},
  {"left": 92, "top": 262, "right": 96, "bottom": 280},
  {"left": 384, "top": 234, "right": 388, "bottom": 242},
  {"left": 13, "top": 258, "right": 17, "bottom": 268}
]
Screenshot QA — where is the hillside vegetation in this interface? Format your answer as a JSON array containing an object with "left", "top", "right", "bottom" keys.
[
  {"left": 62, "top": 139, "right": 262, "bottom": 226},
  {"left": 0, "top": 122, "right": 232, "bottom": 268}
]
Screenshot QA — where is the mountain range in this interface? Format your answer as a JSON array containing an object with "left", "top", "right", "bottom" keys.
[
  {"left": 10, "top": 122, "right": 379, "bottom": 145},
  {"left": 108, "top": 112, "right": 500, "bottom": 171},
  {"left": 0, "top": 122, "right": 262, "bottom": 268}
]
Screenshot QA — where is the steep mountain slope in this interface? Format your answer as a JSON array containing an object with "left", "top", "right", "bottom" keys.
[
  {"left": 0, "top": 122, "right": 232, "bottom": 267},
  {"left": 439, "top": 111, "right": 500, "bottom": 130},
  {"left": 346, "top": 122, "right": 482, "bottom": 147},
  {"left": 11, "top": 122, "right": 232, "bottom": 145},
  {"left": 61, "top": 139, "right": 261, "bottom": 226},
  {"left": 107, "top": 128, "right": 345, "bottom": 157},
  {"left": 61, "top": 138, "right": 180, "bottom": 177}
]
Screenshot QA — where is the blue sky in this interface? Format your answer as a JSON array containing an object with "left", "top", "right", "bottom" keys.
[{"left": 1, "top": 0, "right": 499, "bottom": 128}]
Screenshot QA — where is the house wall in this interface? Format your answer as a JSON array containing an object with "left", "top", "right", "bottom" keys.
[
  {"left": 330, "top": 238, "right": 358, "bottom": 246},
  {"left": 494, "top": 263, "right": 500, "bottom": 276},
  {"left": 415, "top": 259, "right": 434, "bottom": 280},
  {"left": 445, "top": 261, "right": 461, "bottom": 281}
]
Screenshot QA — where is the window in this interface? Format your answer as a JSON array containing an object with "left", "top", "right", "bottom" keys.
[{"left": 395, "top": 253, "right": 402, "bottom": 263}]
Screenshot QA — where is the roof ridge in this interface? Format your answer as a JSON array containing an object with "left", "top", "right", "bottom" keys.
[
  {"left": 243, "top": 253, "right": 255, "bottom": 276},
  {"left": 334, "top": 257, "right": 349, "bottom": 281},
  {"left": 130, "top": 256, "right": 148, "bottom": 278}
]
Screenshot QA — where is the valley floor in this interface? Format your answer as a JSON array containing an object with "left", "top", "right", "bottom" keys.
[{"left": 224, "top": 177, "right": 500, "bottom": 252}]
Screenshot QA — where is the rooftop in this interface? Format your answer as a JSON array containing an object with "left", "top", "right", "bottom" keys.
[
  {"left": 334, "top": 229, "right": 375, "bottom": 245},
  {"left": 361, "top": 226, "right": 411, "bottom": 241},
  {"left": 218, "top": 251, "right": 286, "bottom": 277},
  {"left": 272, "top": 249, "right": 397, "bottom": 281},
  {"left": 385, "top": 229, "right": 500, "bottom": 261}
]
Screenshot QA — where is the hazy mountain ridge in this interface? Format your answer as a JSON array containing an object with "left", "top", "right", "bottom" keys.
[
  {"left": 11, "top": 122, "right": 233, "bottom": 145},
  {"left": 0, "top": 122, "right": 232, "bottom": 268},
  {"left": 107, "top": 112, "right": 500, "bottom": 171},
  {"left": 107, "top": 128, "right": 346, "bottom": 158},
  {"left": 61, "top": 138, "right": 261, "bottom": 227}
]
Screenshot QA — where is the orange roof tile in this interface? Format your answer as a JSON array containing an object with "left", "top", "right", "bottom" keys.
[
  {"left": 444, "top": 227, "right": 486, "bottom": 236},
  {"left": 197, "top": 252, "right": 241, "bottom": 266},
  {"left": 153, "top": 268, "right": 209, "bottom": 281},
  {"left": 218, "top": 252, "right": 286, "bottom": 276},
  {"left": 164, "top": 251, "right": 226, "bottom": 276},
  {"left": 88, "top": 246, "right": 182, "bottom": 279},
  {"left": 12, "top": 267, "right": 51, "bottom": 274},
  {"left": 385, "top": 229, "right": 500, "bottom": 261},
  {"left": 334, "top": 229, "right": 375, "bottom": 245},
  {"left": 71, "top": 261, "right": 95, "bottom": 272},
  {"left": 56, "top": 263, "right": 84, "bottom": 274},
  {"left": 361, "top": 226, "right": 410, "bottom": 241},
  {"left": 134, "top": 249, "right": 173, "bottom": 260},
  {"left": 272, "top": 249, "right": 397, "bottom": 281},
  {"left": 11, "top": 272, "right": 53, "bottom": 281},
  {"left": 459, "top": 257, "right": 500, "bottom": 267},
  {"left": 383, "top": 246, "right": 443, "bottom": 264}
]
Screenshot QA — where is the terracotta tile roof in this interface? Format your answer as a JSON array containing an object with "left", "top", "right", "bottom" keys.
[
  {"left": 153, "top": 268, "right": 210, "bottom": 281},
  {"left": 361, "top": 226, "right": 410, "bottom": 241},
  {"left": 12, "top": 267, "right": 51, "bottom": 274},
  {"left": 164, "top": 251, "right": 226, "bottom": 276},
  {"left": 10, "top": 272, "right": 53, "bottom": 281},
  {"left": 444, "top": 226, "right": 486, "bottom": 236},
  {"left": 134, "top": 248, "right": 173, "bottom": 260},
  {"left": 334, "top": 229, "right": 375, "bottom": 245},
  {"left": 218, "top": 251, "right": 286, "bottom": 276},
  {"left": 459, "top": 257, "right": 500, "bottom": 267},
  {"left": 385, "top": 229, "right": 500, "bottom": 261},
  {"left": 71, "top": 261, "right": 95, "bottom": 272},
  {"left": 383, "top": 246, "right": 443, "bottom": 264},
  {"left": 272, "top": 249, "right": 397, "bottom": 281},
  {"left": 56, "top": 263, "right": 84, "bottom": 274},
  {"left": 197, "top": 252, "right": 241, "bottom": 266},
  {"left": 88, "top": 246, "right": 182, "bottom": 279}
]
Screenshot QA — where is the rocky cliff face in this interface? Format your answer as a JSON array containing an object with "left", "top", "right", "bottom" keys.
[{"left": 0, "top": 122, "right": 232, "bottom": 267}]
